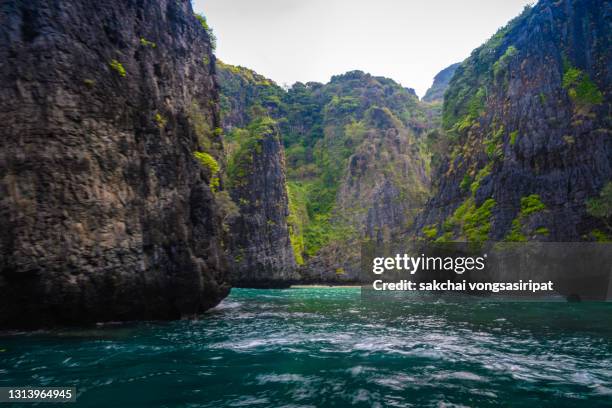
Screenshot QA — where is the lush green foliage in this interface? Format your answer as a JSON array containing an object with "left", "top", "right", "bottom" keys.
[
  {"left": 442, "top": 6, "right": 532, "bottom": 136},
  {"left": 154, "top": 113, "right": 167, "bottom": 129},
  {"left": 279, "top": 73, "right": 427, "bottom": 255},
  {"left": 139, "top": 37, "right": 156, "bottom": 48},
  {"left": 109, "top": 59, "right": 126, "bottom": 77},
  {"left": 505, "top": 194, "right": 547, "bottom": 241},
  {"left": 505, "top": 219, "right": 527, "bottom": 242},
  {"left": 586, "top": 182, "right": 612, "bottom": 231},
  {"left": 225, "top": 118, "right": 276, "bottom": 188},
  {"left": 194, "top": 151, "right": 220, "bottom": 191},
  {"left": 460, "top": 173, "right": 473, "bottom": 192},
  {"left": 217, "top": 61, "right": 285, "bottom": 128},
  {"left": 194, "top": 151, "right": 220, "bottom": 173},
  {"left": 590, "top": 229, "right": 612, "bottom": 242},
  {"left": 562, "top": 59, "right": 604, "bottom": 108},
  {"left": 286, "top": 182, "right": 308, "bottom": 265},
  {"left": 194, "top": 13, "right": 216, "bottom": 49},
  {"left": 422, "top": 225, "right": 438, "bottom": 239},
  {"left": 509, "top": 130, "right": 518, "bottom": 146},
  {"left": 493, "top": 46, "right": 518, "bottom": 78},
  {"left": 484, "top": 125, "right": 505, "bottom": 160},
  {"left": 470, "top": 163, "right": 492, "bottom": 195},
  {"left": 220, "top": 66, "right": 432, "bottom": 259},
  {"left": 520, "top": 194, "right": 546, "bottom": 216},
  {"left": 442, "top": 198, "right": 496, "bottom": 242}
]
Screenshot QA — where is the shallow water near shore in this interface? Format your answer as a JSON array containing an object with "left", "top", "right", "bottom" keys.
[{"left": 1, "top": 287, "right": 611, "bottom": 407}]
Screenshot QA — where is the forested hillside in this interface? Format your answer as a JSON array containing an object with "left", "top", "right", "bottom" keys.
[
  {"left": 218, "top": 66, "right": 436, "bottom": 281},
  {"left": 217, "top": 0, "right": 611, "bottom": 286}
]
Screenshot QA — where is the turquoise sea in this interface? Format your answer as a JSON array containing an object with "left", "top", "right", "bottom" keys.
[{"left": 1, "top": 288, "right": 611, "bottom": 407}]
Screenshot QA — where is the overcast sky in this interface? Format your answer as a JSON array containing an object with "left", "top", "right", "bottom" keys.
[{"left": 192, "top": 0, "right": 533, "bottom": 98}]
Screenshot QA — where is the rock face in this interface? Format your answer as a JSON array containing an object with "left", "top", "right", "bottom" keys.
[
  {"left": 280, "top": 72, "right": 431, "bottom": 282},
  {"left": 217, "top": 61, "right": 285, "bottom": 130},
  {"left": 218, "top": 68, "right": 432, "bottom": 283},
  {"left": 217, "top": 63, "right": 297, "bottom": 287},
  {"left": 422, "top": 63, "right": 460, "bottom": 103},
  {"left": 225, "top": 119, "right": 298, "bottom": 287},
  {"left": 0, "top": 0, "right": 229, "bottom": 328},
  {"left": 415, "top": 0, "right": 611, "bottom": 243}
]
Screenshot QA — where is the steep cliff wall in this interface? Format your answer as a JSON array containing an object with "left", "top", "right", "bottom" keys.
[
  {"left": 217, "top": 63, "right": 297, "bottom": 286},
  {"left": 281, "top": 72, "right": 431, "bottom": 282},
  {"left": 415, "top": 0, "right": 611, "bottom": 243},
  {"left": 218, "top": 68, "right": 433, "bottom": 283},
  {"left": 225, "top": 119, "right": 298, "bottom": 287},
  {"left": 0, "top": 0, "right": 229, "bottom": 328}
]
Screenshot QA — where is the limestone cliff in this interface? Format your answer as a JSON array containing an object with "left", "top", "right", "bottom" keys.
[
  {"left": 225, "top": 119, "right": 298, "bottom": 287},
  {"left": 415, "top": 0, "right": 611, "bottom": 243},
  {"left": 217, "top": 67, "right": 432, "bottom": 283},
  {"left": 217, "top": 63, "right": 297, "bottom": 286},
  {"left": 0, "top": 0, "right": 229, "bottom": 327},
  {"left": 281, "top": 72, "right": 431, "bottom": 282},
  {"left": 217, "top": 61, "right": 285, "bottom": 130}
]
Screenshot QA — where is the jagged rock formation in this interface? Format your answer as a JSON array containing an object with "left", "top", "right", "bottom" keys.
[
  {"left": 280, "top": 72, "right": 431, "bottom": 282},
  {"left": 415, "top": 0, "right": 611, "bottom": 243},
  {"left": 217, "top": 68, "right": 433, "bottom": 283},
  {"left": 422, "top": 63, "right": 460, "bottom": 103},
  {"left": 217, "top": 63, "right": 297, "bottom": 287},
  {"left": 225, "top": 119, "right": 298, "bottom": 287},
  {"left": 0, "top": 0, "right": 229, "bottom": 328}
]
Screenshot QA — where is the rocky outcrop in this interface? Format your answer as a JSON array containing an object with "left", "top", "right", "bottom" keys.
[
  {"left": 225, "top": 119, "right": 298, "bottom": 287},
  {"left": 422, "top": 63, "right": 460, "bottom": 103},
  {"left": 217, "top": 63, "right": 298, "bottom": 287},
  {"left": 284, "top": 72, "right": 431, "bottom": 282},
  {"left": 338, "top": 106, "right": 430, "bottom": 236},
  {"left": 415, "top": 0, "right": 611, "bottom": 243},
  {"left": 217, "top": 61, "right": 286, "bottom": 130},
  {"left": 0, "top": 0, "right": 229, "bottom": 328}
]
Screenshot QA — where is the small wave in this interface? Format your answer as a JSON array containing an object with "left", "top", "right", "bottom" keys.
[{"left": 257, "top": 373, "right": 310, "bottom": 384}]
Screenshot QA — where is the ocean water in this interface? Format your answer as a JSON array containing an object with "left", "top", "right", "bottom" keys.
[{"left": 1, "top": 287, "right": 611, "bottom": 407}]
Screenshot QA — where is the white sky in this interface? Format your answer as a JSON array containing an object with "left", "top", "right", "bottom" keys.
[{"left": 192, "top": 0, "right": 533, "bottom": 98}]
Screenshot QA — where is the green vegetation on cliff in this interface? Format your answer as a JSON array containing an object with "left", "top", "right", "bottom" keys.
[
  {"left": 419, "top": 0, "right": 611, "bottom": 244},
  {"left": 442, "top": 6, "right": 532, "bottom": 137},
  {"left": 219, "top": 64, "right": 432, "bottom": 266},
  {"left": 438, "top": 198, "right": 496, "bottom": 243},
  {"left": 225, "top": 117, "right": 277, "bottom": 189},
  {"left": 217, "top": 61, "right": 285, "bottom": 129},
  {"left": 194, "top": 13, "right": 216, "bottom": 49},
  {"left": 505, "top": 195, "right": 548, "bottom": 241},
  {"left": 286, "top": 181, "right": 308, "bottom": 265},
  {"left": 562, "top": 57, "right": 604, "bottom": 111},
  {"left": 278, "top": 72, "right": 429, "bottom": 260},
  {"left": 587, "top": 182, "right": 612, "bottom": 235}
]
